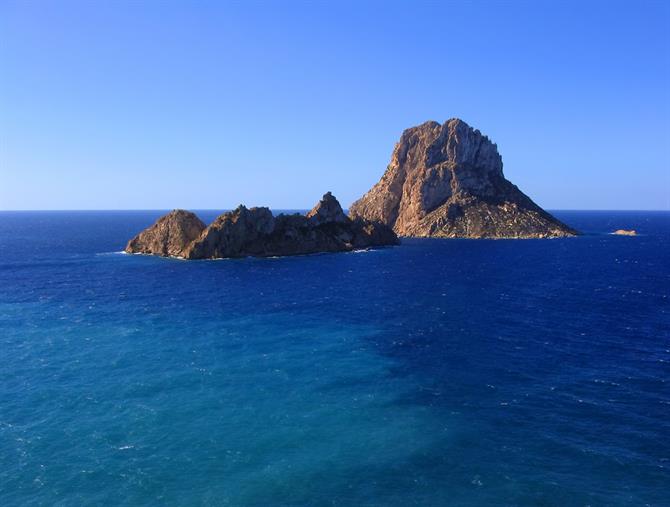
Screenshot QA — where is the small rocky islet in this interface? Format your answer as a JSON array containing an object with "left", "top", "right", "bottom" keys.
[
  {"left": 125, "top": 192, "right": 398, "bottom": 259},
  {"left": 126, "top": 118, "right": 579, "bottom": 259}
]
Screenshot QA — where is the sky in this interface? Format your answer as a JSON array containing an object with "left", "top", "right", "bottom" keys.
[{"left": 1, "top": 0, "right": 669, "bottom": 210}]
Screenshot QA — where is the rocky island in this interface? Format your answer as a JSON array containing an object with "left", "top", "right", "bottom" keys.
[
  {"left": 349, "top": 118, "right": 577, "bottom": 238},
  {"left": 125, "top": 192, "right": 398, "bottom": 259},
  {"left": 127, "top": 118, "right": 577, "bottom": 259}
]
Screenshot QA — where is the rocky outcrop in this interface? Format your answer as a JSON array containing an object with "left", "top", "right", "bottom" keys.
[
  {"left": 349, "top": 119, "right": 577, "bottom": 238},
  {"left": 125, "top": 209, "right": 206, "bottom": 256},
  {"left": 125, "top": 193, "right": 398, "bottom": 259},
  {"left": 306, "top": 191, "right": 348, "bottom": 225},
  {"left": 612, "top": 229, "right": 637, "bottom": 236},
  {"left": 183, "top": 205, "right": 276, "bottom": 259}
]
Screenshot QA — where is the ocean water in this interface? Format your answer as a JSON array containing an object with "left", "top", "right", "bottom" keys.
[{"left": 0, "top": 210, "right": 668, "bottom": 506}]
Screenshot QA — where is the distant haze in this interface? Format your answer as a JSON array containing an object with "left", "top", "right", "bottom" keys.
[{"left": 1, "top": 1, "right": 668, "bottom": 210}]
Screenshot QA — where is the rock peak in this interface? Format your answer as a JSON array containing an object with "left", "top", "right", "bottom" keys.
[
  {"left": 306, "top": 191, "right": 348, "bottom": 225},
  {"left": 124, "top": 209, "right": 206, "bottom": 257},
  {"left": 349, "top": 119, "right": 577, "bottom": 239}
]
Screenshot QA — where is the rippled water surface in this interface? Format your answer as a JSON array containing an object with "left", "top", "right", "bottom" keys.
[{"left": 1, "top": 210, "right": 668, "bottom": 506}]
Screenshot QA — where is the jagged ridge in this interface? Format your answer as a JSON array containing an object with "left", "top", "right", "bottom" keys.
[{"left": 125, "top": 192, "right": 398, "bottom": 259}]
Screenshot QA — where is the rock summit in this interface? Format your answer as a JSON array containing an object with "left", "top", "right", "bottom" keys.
[{"left": 349, "top": 119, "right": 577, "bottom": 238}]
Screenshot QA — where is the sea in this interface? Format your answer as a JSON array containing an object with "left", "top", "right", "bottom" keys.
[{"left": 0, "top": 210, "right": 668, "bottom": 506}]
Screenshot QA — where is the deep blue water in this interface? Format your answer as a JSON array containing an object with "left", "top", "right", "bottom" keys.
[{"left": 1, "top": 210, "right": 669, "bottom": 506}]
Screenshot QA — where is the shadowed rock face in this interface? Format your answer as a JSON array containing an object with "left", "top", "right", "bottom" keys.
[
  {"left": 349, "top": 119, "right": 577, "bottom": 238},
  {"left": 183, "top": 205, "right": 276, "bottom": 259},
  {"left": 125, "top": 193, "right": 398, "bottom": 259}
]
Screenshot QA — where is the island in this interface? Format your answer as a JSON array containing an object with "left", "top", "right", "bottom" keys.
[
  {"left": 612, "top": 229, "right": 637, "bottom": 236},
  {"left": 125, "top": 192, "right": 398, "bottom": 259},
  {"left": 349, "top": 118, "right": 578, "bottom": 239},
  {"left": 127, "top": 118, "right": 579, "bottom": 259}
]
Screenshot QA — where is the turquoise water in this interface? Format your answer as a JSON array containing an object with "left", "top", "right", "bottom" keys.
[{"left": 1, "top": 211, "right": 669, "bottom": 506}]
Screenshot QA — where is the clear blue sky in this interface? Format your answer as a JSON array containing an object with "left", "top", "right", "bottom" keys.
[{"left": 1, "top": 0, "right": 668, "bottom": 210}]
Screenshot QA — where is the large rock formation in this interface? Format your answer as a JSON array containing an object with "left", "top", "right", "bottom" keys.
[
  {"left": 349, "top": 119, "right": 577, "bottom": 238},
  {"left": 125, "top": 193, "right": 398, "bottom": 259}
]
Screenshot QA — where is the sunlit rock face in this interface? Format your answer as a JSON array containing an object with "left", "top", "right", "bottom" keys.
[
  {"left": 124, "top": 209, "right": 206, "bottom": 257},
  {"left": 349, "top": 119, "right": 577, "bottom": 238}
]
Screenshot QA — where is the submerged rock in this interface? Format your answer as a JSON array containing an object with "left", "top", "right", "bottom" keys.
[
  {"left": 349, "top": 119, "right": 577, "bottom": 239},
  {"left": 125, "top": 193, "right": 398, "bottom": 259}
]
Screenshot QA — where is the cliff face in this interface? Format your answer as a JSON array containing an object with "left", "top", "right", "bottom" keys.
[
  {"left": 125, "top": 193, "right": 398, "bottom": 259},
  {"left": 349, "top": 119, "right": 577, "bottom": 238}
]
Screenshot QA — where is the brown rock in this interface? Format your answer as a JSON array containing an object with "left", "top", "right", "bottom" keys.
[
  {"left": 125, "top": 193, "right": 398, "bottom": 259},
  {"left": 349, "top": 119, "right": 578, "bottom": 238},
  {"left": 306, "top": 191, "right": 348, "bottom": 225},
  {"left": 125, "top": 209, "right": 206, "bottom": 257},
  {"left": 183, "top": 205, "right": 276, "bottom": 259}
]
